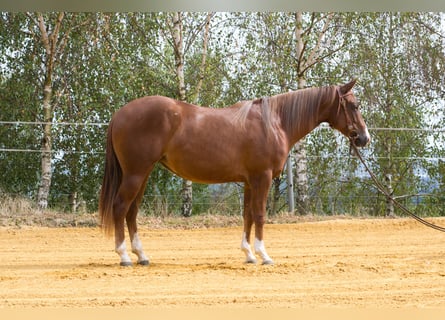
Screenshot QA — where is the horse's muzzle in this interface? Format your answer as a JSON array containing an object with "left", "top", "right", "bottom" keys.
[{"left": 351, "top": 131, "right": 370, "bottom": 147}]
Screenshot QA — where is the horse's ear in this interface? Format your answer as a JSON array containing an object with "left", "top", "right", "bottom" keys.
[{"left": 339, "top": 78, "right": 357, "bottom": 94}]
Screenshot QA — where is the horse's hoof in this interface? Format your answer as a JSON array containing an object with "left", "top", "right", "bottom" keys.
[
  {"left": 245, "top": 259, "right": 257, "bottom": 264},
  {"left": 120, "top": 261, "right": 133, "bottom": 267},
  {"left": 262, "top": 259, "right": 274, "bottom": 266},
  {"left": 138, "top": 260, "right": 150, "bottom": 266}
]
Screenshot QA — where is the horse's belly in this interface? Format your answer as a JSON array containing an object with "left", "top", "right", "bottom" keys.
[{"left": 160, "top": 150, "right": 244, "bottom": 184}]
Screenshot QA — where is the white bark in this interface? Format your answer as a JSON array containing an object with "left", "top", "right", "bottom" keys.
[
  {"left": 291, "top": 12, "right": 335, "bottom": 214},
  {"left": 172, "top": 12, "right": 191, "bottom": 216},
  {"left": 35, "top": 12, "right": 64, "bottom": 210},
  {"left": 172, "top": 12, "right": 186, "bottom": 101},
  {"left": 191, "top": 12, "right": 212, "bottom": 103},
  {"left": 293, "top": 12, "right": 309, "bottom": 214},
  {"left": 37, "top": 81, "right": 53, "bottom": 210},
  {"left": 171, "top": 13, "right": 213, "bottom": 217}
]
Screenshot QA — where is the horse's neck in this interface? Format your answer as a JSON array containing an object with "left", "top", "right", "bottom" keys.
[
  {"left": 286, "top": 118, "right": 320, "bottom": 148},
  {"left": 280, "top": 89, "right": 329, "bottom": 148}
]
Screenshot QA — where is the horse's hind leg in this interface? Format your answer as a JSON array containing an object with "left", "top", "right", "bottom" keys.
[
  {"left": 241, "top": 184, "right": 257, "bottom": 264},
  {"left": 113, "top": 174, "right": 147, "bottom": 266},
  {"left": 126, "top": 174, "right": 150, "bottom": 265}
]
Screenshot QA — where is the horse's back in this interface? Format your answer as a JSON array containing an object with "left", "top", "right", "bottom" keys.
[
  {"left": 110, "top": 95, "right": 287, "bottom": 183},
  {"left": 114, "top": 95, "right": 176, "bottom": 119}
]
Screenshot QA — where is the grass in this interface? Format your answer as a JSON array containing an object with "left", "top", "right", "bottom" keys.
[
  {"left": 0, "top": 193, "right": 371, "bottom": 229},
  {"left": 0, "top": 194, "right": 96, "bottom": 227}
]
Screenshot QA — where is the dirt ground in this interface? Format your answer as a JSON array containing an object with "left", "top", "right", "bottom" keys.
[{"left": 1, "top": 218, "right": 445, "bottom": 308}]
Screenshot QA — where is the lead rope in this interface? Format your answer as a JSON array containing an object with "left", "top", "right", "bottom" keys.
[{"left": 349, "top": 141, "right": 445, "bottom": 232}]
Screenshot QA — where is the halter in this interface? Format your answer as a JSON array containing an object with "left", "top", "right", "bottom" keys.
[{"left": 336, "top": 87, "right": 356, "bottom": 138}]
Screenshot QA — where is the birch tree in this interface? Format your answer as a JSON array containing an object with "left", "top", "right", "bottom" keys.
[
  {"left": 169, "top": 12, "right": 213, "bottom": 217},
  {"left": 20, "top": 12, "right": 71, "bottom": 210},
  {"left": 348, "top": 12, "right": 445, "bottom": 216},
  {"left": 170, "top": 12, "right": 193, "bottom": 217},
  {"left": 1, "top": 13, "right": 91, "bottom": 210},
  {"left": 292, "top": 12, "right": 350, "bottom": 214}
]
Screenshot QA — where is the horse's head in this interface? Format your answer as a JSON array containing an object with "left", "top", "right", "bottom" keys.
[{"left": 328, "top": 79, "right": 370, "bottom": 147}]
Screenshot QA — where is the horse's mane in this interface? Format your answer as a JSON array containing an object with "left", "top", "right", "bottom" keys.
[{"left": 232, "top": 85, "right": 336, "bottom": 138}]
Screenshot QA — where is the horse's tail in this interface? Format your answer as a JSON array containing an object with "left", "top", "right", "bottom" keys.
[{"left": 98, "top": 119, "right": 121, "bottom": 236}]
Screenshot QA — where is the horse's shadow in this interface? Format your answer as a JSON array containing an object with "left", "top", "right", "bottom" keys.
[{"left": 78, "top": 260, "right": 258, "bottom": 272}]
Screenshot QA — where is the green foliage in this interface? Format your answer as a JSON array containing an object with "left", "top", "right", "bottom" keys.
[
  {"left": 0, "top": 12, "right": 444, "bottom": 216},
  {"left": 344, "top": 12, "right": 445, "bottom": 216}
]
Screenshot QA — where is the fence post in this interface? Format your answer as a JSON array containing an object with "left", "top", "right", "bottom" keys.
[{"left": 286, "top": 153, "right": 295, "bottom": 213}]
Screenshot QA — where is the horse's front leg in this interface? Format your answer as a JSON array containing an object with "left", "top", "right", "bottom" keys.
[
  {"left": 241, "top": 184, "right": 257, "bottom": 264},
  {"left": 250, "top": 172, "right": 274, "bottom": 265}
]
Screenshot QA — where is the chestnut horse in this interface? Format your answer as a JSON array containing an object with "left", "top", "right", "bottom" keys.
[{"left": 99, "top": 79, "right": 370, "bottom": 266}]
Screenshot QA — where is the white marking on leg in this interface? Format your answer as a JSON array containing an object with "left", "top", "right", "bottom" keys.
[
  {"left": 241, "top": 232, "right": 257, "bottom": 264},
  {"left": 131, "top": 232, "right": 149, "bottom": 264},
  {"left": 254, "top": 238, "right": 274, "bottom": 265},
  {"left": 116, "top": 241, "right": 132, "bottom": 266}
]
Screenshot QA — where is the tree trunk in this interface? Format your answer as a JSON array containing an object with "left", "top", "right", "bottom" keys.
[
  {"left": 190, "top": 13, "right": 212, "bottom": 103},
  {"left": 294, "top": 79, "right": 309, "bottom": 215},
  {"left": 35, "top": 12, "right": 65, "bottom": 210},
  {"left": 293, "top": 14, "right": 309, "bottom": 214},
  {"left": 171, "top": 12, "right": 192, "bottom": 217},
  {"left": 172, "top": 13, "right": 213, "bottom": 217},
  {"left": 385, "top": 173, "right": 394, "bottom": 217},
  {"left": 270, "top": 176, "right": 282, "bottom": 215},
  {"left": 181, "top": 180, "right": 193, "bottom": 217},
  {"left": 172, "top": 12, "right": 186, "bottom": 102},
  {"left": 384, "top": 111, "right": 394, "bottom": 217},
  {"left": 285, "top": 155, "right": 295, "bottom": 213},
  {"left": 69, "top": 191, "right": 78, "bottom": 213},
  {"left": 37, "top": 79, "right": 53, "bottom": 209},
  {"left": 293, "top": 139, "right": 309, "bottom": 214},
  {"left": 384, "top": 14, "right": 395, "bottom": 218}
]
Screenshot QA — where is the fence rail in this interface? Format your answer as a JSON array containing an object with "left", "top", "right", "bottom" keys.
[
  {"left": 1, "top": 121, "right": 444, "bottom": 216},
  {"left": 1, "top": 122, "right": 444, "bottom": 159},
  {"left": 1, "top": 120, "right": 444, "bottom": 131}
]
